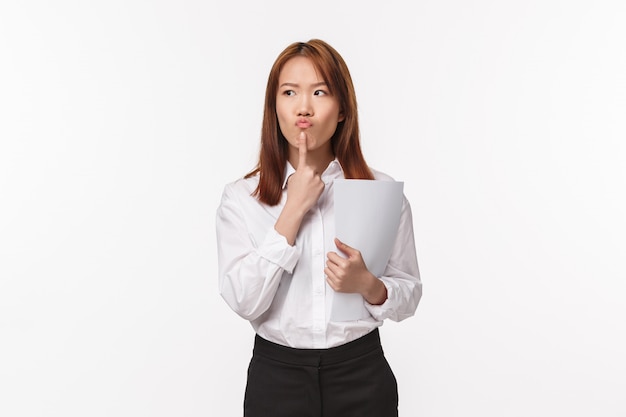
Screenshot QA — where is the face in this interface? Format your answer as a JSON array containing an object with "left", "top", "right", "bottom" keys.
[{"left": 276, "top": 56, "right": 344, "bottom": 157}]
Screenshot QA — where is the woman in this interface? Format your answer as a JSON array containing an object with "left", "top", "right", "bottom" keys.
[{"left": 216, "top": 39, "right": 422, "bottom": 417}]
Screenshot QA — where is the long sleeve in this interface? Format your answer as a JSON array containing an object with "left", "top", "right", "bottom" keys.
[
  {"left": 216, "top": 183, "right": 300, "bottom": 321},
  {"left": 216, "top": 162, "right": 422, "bottom": 349}
]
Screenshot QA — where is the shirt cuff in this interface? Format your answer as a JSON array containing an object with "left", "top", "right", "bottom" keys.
[
  {"left": 255, "top": 228, "right": 301, "bottom": 273},
  {"left": 363, "top": 279, "right": 396, "bottom": 320}
]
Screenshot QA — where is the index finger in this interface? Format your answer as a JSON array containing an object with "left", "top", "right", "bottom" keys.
[{"left": 298, "top": 131, "right": 308, "bottom": 168}]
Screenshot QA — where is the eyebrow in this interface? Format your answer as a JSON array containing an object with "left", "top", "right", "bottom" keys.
[{"left": 279, "top": 82, "right": 328, "bottom": 89}]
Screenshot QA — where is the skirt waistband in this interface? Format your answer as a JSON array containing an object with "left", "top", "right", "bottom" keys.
[{"left": 253, "top": 328, "right": 382, "bottom": 367}]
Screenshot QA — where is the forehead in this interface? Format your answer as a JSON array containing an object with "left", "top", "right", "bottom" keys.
[{"left": 279, "top": 56, "right": 324, "bottom": 84}]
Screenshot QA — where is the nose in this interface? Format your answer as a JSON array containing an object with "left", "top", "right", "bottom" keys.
[{"left": 297, "top": 95, "right": 313, "bottom": 117}]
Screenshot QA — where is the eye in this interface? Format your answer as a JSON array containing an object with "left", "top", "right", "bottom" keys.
[
  {"left": 314, "top": 90, "right": 328, "bottom": 96},
  {"left": 282, "top": 90, "right": 295, "bottom": 96}
]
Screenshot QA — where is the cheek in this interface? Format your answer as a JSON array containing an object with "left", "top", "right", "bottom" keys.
[
  {"left": 321, "top": 105, "right": 342, "bottom": 123},
  {"left": 321, "top": 110, "right": 342, "bottom": 132},
  {"left": 275, "top": 102, "right": 293, "bottom": 123},
  {"left": 275, "top": 111, "right": 288, "bottom": 131},
  {"left": 275, "top": 115, "right": 295, "bottom": 144},
  {"left": 276, "top": 113, "right": 289, "bottom": 128}
]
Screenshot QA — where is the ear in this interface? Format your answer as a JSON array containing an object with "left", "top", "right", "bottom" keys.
[{"left": 338, "top": 110, "right": 345, "bottom": 123}]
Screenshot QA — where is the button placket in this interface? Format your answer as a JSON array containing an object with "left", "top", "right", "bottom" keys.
[{"left": 311, "top": 206, "right": 326, "bottom": 346}]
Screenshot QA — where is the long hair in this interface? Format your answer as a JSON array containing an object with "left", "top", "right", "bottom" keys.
[{"left": 246, "top": 39, "right": 374, "bottom": 206}]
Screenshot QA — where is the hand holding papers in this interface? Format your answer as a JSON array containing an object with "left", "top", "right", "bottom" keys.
[{"left": 330, "top": 179, "right": 405, "bottom": 321}]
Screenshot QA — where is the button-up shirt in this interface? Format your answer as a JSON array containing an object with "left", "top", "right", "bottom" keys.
[{"left": 216, "top": 160, "right": 422, "bottom": 348}]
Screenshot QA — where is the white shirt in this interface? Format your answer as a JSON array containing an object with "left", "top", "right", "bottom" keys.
[{"left": 216, "top": 160, "right": 422, "bottom": 349}]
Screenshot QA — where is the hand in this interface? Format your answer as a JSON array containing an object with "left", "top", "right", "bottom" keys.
[
  {"left": 325, "top": 238, "right": 387, "bottom": 304},
  {"left": 285, "top": 131, "right": 325, "bottom": 215}
]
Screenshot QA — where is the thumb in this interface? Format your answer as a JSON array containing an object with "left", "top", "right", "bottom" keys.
[{"left": 334, "top": 238, "right": 357, "bottom": 257}]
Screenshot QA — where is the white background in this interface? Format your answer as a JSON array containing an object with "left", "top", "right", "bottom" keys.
[{"left": 1, "top": 1, "right": 625, "bottom": 416}]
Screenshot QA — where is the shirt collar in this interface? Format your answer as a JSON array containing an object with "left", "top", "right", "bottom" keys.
[{"left": 281, "top": 159, "right": 345, "bottom": 190}]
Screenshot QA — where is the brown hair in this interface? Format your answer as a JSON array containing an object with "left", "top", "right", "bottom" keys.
[{"left": 245, "top": 39, "right": 374, "bottom": 206}]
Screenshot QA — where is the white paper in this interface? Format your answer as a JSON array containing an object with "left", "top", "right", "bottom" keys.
[{"left": 330, "top": 179, "right": 404, "bottom": 321}]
